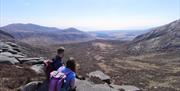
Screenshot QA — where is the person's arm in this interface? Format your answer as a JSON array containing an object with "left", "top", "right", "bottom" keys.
[
  {"left": 70, "top": 75, "right": 76, "bottom": 90},
  {"left": 70, "top": 78, "right": 76, "bottom": 89},
  {"left": 76, "top": 75, "right": 85, "bottom": 80}
]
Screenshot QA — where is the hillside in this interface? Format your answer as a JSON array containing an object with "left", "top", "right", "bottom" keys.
[
  {"left": 1, "top": 20, "right": 180, "bottom": 91},
  {"left": 1, "top": 39, "right": 180, "bottom": 91},
  {"left": 0, "top": 23, "right": 94, "bottom": 46},
  {"left": 129, "top": 19, "right": 180, "bottom": 53},
  {"left": 0, "top": 30, "right": 14, "bottom": 40},
  {"left": 0, "top": 40, "right": 141, "bottom": 91},
  {"left": 51, "top": 39, "right": 180, "bottom": 91}
]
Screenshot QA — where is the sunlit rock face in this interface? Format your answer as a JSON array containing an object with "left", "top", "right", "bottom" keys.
[{"left": 129, "top": 19, "right": 180, "bottom": 53}]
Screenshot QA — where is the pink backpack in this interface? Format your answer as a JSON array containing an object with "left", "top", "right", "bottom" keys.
[{"left": 49, "top": 71, "right": 70, "bottom": 91}]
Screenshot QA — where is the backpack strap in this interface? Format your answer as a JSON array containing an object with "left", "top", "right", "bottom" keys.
[
  {"left": 61, "top": 71, "right": 72, "bottom": 88},
  {"left": 65, "top": 71, "right": 72, "bottom": 77}
]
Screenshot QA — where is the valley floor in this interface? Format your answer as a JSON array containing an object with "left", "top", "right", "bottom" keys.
[
  {"left": 1, "top": 40, "right": 180, "bottom": 91},
  {"left": 55, "top": 40, "right": 180, "bottom": 91}
]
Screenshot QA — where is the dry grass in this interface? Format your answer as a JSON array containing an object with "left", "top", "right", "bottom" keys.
[
  {"left": 0, "top": 64, "right": 45, "bottom": 91},
  {"left": 1, "top": 39, "right": 179, "bottom": 91},
  {"left": 51, "top": 40, "right": 180, "bottom": 91}
]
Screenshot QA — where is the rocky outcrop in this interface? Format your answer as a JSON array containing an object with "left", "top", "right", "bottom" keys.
[
  {"left": 30, "top": 64, "right": 45, "bottom": 75},
  {"left": 0, "top": 41, "right": 22, "bottom": 64},
  {"left": 1, "top": 52, "right": 25, "bottom": 58},
  {"left": 88, "top": 70, "right": 111, "bottom": 84},
  {"left": 111, "top": 84, "right": 141, "bottom": 91},
  {"left": 0, "top": 40, "right": 141, "bottom": 91},
  {"left": 0, "top": 41, "right": 24, "bottom": 55},
  {"left": 20, "top": 71, "right": 140, "bottom": 91},
  {"left": 75, "top": 79, "right": 118, "bottom": 91},
  {"left": 18, "top": 57, "right": 44, "bottom": 64},
  {"left": 0, "top": 41, "right": 45, "bottom": 75},
  {"left": 21, "top": 79, "right": 141, "bottom": 91},
  {"left": 76, "top": 79, "right": 141, "bottom": 91},
  {"left": 20, "top": 81, "right": 43, "bottom": 91},
  {"left": 129, "top": 19, "right": 180, "bottom": 53},
  {"left": 0, "top": 55, "right": 19, "bottom": 64}
]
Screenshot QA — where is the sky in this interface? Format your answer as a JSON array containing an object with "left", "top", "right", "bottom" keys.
[{"left": 0, "top": 0, "right": 180, "bottom": 31}]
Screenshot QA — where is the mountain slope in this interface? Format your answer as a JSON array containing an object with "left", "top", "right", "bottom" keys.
[
  {"left": 0, "top": 23, "right": 94, "bottom": 45},
  {"left": 0, "top": 29, "right": 14, "bottom": 40},
  {"left": 129, "top": 19, "right": 180, "bottom": 52}
]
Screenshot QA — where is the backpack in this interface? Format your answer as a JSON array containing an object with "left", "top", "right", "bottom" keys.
[{"left": 49, "top": 71, "right": 71, "bottom": 91}]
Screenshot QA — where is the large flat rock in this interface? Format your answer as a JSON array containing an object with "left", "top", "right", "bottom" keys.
[
  {"left": 5, "top": 42, "right": 18, "bottom": 47},
  {"left": 0, "top": 52, "right": 25, "bottom": 58},
  {"left": 18, "top": 57, "right": 44, "bottom": 64},
  {"left": 76, "top": 79, "right": 118, "bottom": 91},
  {"left": 111, "top": 84, "right": 141, "bottom": 91},
  {"left": 88, "top": 70, "right": 111, "bottom": 84},
  {"left": 30, "top": 64, "right": 45, "bottom": 74},
  {"left": 0, "top": 55, "right": 20, "bottom": 64},
  {"left": 21, "top": 81, "right": 43, "bottom": 91},
  {"left": 0, "top": 42, "right": 21, "bottom": 54},
  {"left": 0, "top": 42, "right": 11, "bottom": 49},
  {"left": 89, "top": 70, "right": 110, "bottom": 80}
]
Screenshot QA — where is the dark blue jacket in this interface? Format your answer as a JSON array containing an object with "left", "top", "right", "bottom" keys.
[{"left": 51, "top": 55, "right": 63, "bottom": 71}]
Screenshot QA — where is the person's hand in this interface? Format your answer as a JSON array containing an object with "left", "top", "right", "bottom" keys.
[
  {"left": 76, "top": 75, "right": 86, "bottom": 80},
  {"left": 43, "top": 59, "right": 53, "bottom": 66}
]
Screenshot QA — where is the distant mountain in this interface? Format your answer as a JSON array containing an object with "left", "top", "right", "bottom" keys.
[
  {"left": 129, "top": 19, "right": 180, "bottom": 52},
  {"left": 89, "top": 30, "right": 148, "bottom": 40},
  {"left": 0, "top": 29, "right": 14, "bottom": 40},
  {"left": 0, "top": 23, "right": 94, "bottom": 45}
]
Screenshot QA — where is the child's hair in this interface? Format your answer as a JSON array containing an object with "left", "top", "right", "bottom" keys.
[{"left": 66, "top": 57, "right": 76, "bottom": 72}]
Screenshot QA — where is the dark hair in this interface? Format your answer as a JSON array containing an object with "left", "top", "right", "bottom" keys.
[
  {"left": 57, "top": 47, "right": 65, "bottom": 54},
  {"left": 66, "top": 57, "right": 76, "bottom": 72}
]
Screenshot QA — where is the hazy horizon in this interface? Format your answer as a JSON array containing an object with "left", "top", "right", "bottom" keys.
[{"left": 0, "top": 0, "right": 180, "bottom": 31}]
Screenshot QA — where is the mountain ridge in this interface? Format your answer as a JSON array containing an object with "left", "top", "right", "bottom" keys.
[
  {"left": 0, "top": 23, "right": 94, "bottom": 45},
  {"left": 129, "top": 19, "right": 180, "bottom": 53}
]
